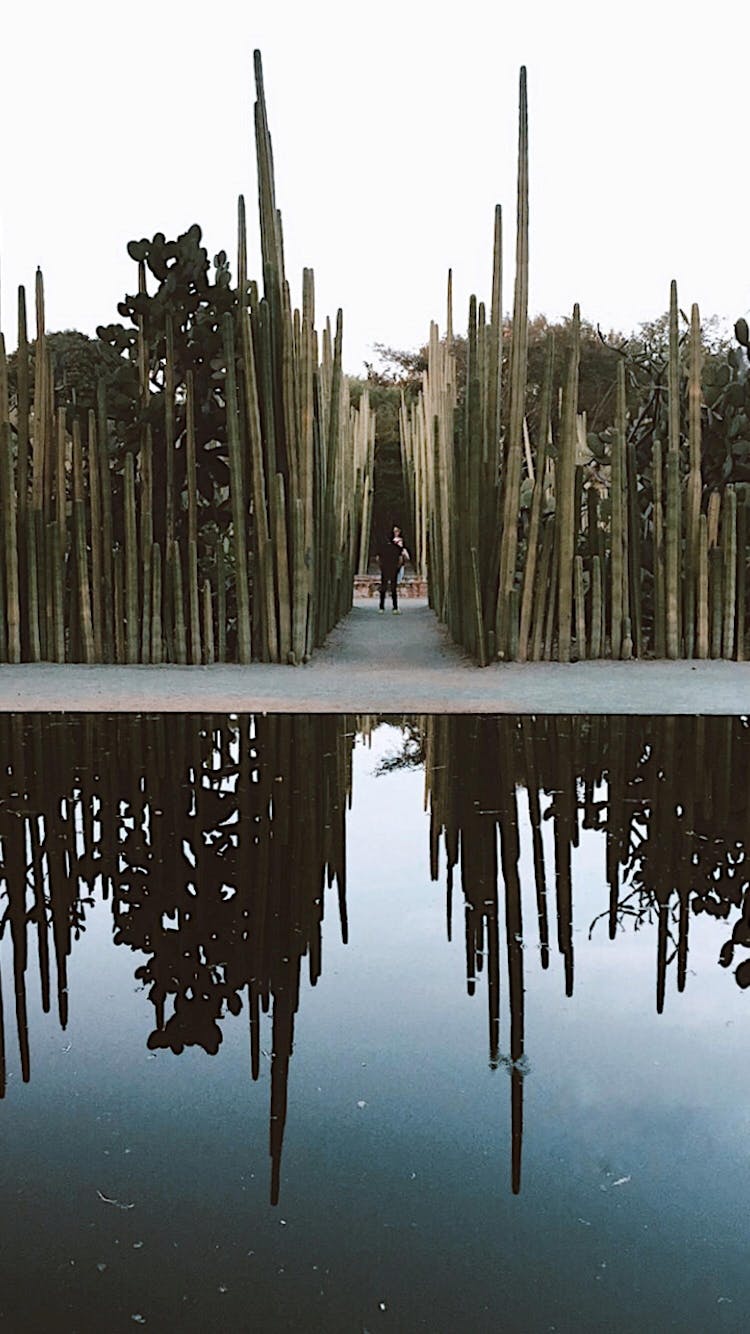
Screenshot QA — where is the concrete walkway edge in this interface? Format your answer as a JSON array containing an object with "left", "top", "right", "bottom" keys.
[{"left": 0, "top": 599, "right": 749, "bottom": 713}]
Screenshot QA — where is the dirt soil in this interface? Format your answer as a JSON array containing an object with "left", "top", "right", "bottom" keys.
[{"left": 0, "top": 596, "right": 749, "bottom": 713}]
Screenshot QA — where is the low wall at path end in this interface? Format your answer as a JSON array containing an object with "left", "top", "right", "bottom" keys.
[{"left": 354, "top": 575, "right": 428, "bottom": 598}]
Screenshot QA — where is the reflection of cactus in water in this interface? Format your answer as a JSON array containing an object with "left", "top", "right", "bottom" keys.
[
  {"left": 419, "top": 712, "right": 750, "bottom": 1193},
  {"left": 0, "top": 713, "right": 355, "bottom": 1204},
  {"left": 4, "top": 714, "right": 750, "bottom": 1205}
]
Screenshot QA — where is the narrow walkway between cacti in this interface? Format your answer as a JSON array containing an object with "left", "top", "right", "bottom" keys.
[{"left": 1, "top": 595, "right": 750, "bottom": 713}]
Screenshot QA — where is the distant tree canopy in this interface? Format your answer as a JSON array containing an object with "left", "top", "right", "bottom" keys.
[{"left": 6, "top": 329, "right": 122, "bottom": 421}]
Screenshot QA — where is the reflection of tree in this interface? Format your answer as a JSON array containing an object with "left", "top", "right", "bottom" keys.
[
  {"left": 421, "top": 713, "right": 750, "bottom": 1196},
  {"left": 0, "top": 714, "right": 355, "bottom": 1204},
  {"left": 372, "top": 720, "right": 425, "bottom": 776}
]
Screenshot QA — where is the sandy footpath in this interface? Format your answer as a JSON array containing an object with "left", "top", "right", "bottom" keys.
[{"left": 0, "top": 596, "right": 748, "bottom": 713}]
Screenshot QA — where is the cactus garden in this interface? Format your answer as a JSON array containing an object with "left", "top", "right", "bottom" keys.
[
  {"left": 1, "top": 55, "right": 748, "bottom": 666},
  {"left": 400, "top": 67, "right": 750, "bottom": 664},
  {"left": 0, "top": 52, "right": 374, "bottom": 666}
]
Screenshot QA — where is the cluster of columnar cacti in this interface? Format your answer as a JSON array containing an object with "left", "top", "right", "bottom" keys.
[
  {"left": 0, "top": 51, "right": 373, "bottom": 665},
  {"left": 402, "top": 67, "right": 749, "bottom": 664}
]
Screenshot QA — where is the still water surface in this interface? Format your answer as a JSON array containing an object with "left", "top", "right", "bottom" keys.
[{"left": 0, "top": 714, "right": 749, "bottom": 1333}]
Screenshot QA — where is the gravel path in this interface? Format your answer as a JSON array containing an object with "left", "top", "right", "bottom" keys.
[{"left": 0, "top": 596, "right": 749, "bottom": 712}]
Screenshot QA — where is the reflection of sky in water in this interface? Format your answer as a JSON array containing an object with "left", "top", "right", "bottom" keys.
[{"left": 0, "top": 717, "right": 748, "bottom": 1332}]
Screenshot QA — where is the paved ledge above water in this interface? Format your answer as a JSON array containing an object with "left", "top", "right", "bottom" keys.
[{"left": 0, "top": 599, "right": 749, "bottom": 713}]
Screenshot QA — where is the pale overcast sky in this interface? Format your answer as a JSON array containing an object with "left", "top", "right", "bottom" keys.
[{"left": 2, "top": 0, "right": 748, "bottom": 373}]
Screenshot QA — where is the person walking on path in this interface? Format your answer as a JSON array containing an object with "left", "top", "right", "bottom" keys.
[{"left": 376, "top": 524, "right": 410, "bottom": 613}]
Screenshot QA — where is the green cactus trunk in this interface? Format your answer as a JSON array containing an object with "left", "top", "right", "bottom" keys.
[
  {"left": 574, "top": 554, "right": 586, "bottom": 660},
  {"left": 611, "top": 360, "right": 627, "bottom": 658},
  {"left": 626, "top": 441, "right": 643, "bottom": 656},
  {"left": 495, "top": 68, "right": 529, "bottom": 658},
  {"left": 663, "top": 281, "right": 682, "bottom": 657},
  {"left": 736, "top": 498, "right": 746, "bottom": 662},
  {"left": 52, "top": 414, "right": 66, "bottom": 664},
  {"left": 123, "top": 451, "right": 139, "bottom": 665},
  {"left": 518, "top": 333, "right": 553, "bottom": 661},
  {"left": 217, "top": 542, "right": 227, "bottom": 663},
  {"left": 1, "top": 423, "right": 21, "bottom": 663},
  {"left": 16, "top": 288, "right": 29, "bottom": 535},
  {"left": 240, "top": 305, "right": 277, "bottom": 662},
  {"left": 685, "top": 304, "right": 702, "bottom": 657},
  {"left": 556, "top": 306, "right": 581, "bottom": 663},
  {"left": 543, "top": 528, "right": 559, "bottom": 661},
  {"left": 97, "top": 381, "right": 114, "bottom": 662},
  {"left": 86, "top": 411, "right": 103, "bottom": 661},
  {"left": 652, "top": 438, "right": 665, "bottom": 657},
  {"left": 710, "top": 546, "right": 723, "bottom": 659},
  {"left": 274, "top": 472, "right": 292, "bottom": 663},
  {"left": 113, "top": 546, "right": 125, "bottom": 664},
  {"left": 471, "top": 547, "right": 487, "bottom": 666},
  {"left": 150, "top": 542, "right": 163, "bottom": 664},
  {"left": 722, "top": 486, "right": 737, "bottom": 658},
  {"left": 25, "top": 516, "right": 41, "bottom": 662},
  {"left": 72, "top": 420, "right": 95, "bottom": 664},
  {"left": 171, "top": 539, "right": 187, "bottom": 665},
  {"left": 222, "top": 313, "right": 252, "bottom": 663},
  {"left": 139, "top": 427, "right": 153, "bottom": 664},
  {"left": 188, "top": 537, "right": 201, "bottom": 665},
  {"left": 530, "top": 517, "right": 554, "bottom": 661},
  {"left": 202, "top": 578, "right": 214, "bottom": 664},
  {"left": 164, "top": 312, "right": 176, "bottom": 551},
  {"left": 697, "top": 513, "right": 709, "bottom": 659},
  {"left": 591, "top": 554, "right": 602, "bottom": 659}
]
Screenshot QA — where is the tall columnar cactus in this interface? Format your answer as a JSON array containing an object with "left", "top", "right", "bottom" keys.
[
  {"left": 665, "top": 280, "right": 681, "bottom": 658},
  {"left": 517, "top": 332, "right": 553, "bottom": 661},
  {"left": 610, "top": 359, "right": 627, "bottom": 658},
  {"left": 72, "top": 420, "right": 94, "bottom": 664},
  {"left": 487, "top": 205, "right": 503, "bottom": 477},
  {"left": 123, "top": 451, "right": 139, "bottom": 664},
  {"left": 96, "top": 380, "right": 115, "bottom": 662},
  {"left": 652, "top": 438, "right": 665, "bottom": 657},
  {"left": 16, "top": 289, "right": 29, "bottom": 536},
  {"left": 665, "top": 449, "right": 681, "bottom": 658},
  {"left": 722, "top": 486, "right": 737, "bottom": 658},
  {"left": 626, "top": 440, "right": 643, "bottom": 656},
  {"left": 87, "top": 411, "right": 103, "bottom": 661},
  {"left": 495, "top": 66, "right": 529, "bottom": 659},
  {"left": 556, "top": 305, "right": 581, "bottom": 663},
  {"left": 685, "top": 303, "right": 702, "bottom": 657},
  {"left": 737, "top": 498, "right": 747, "bottom": 662},
  {"left": 1, "top": 423, "right": 20, "bottom": 663},
  {"left": 697, "top": 513, "right": 709, "bottom": 659},
  {"left": 222, "top": 312, "right": 252, "bottom": 664}
]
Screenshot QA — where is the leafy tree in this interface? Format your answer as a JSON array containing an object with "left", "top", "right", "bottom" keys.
[{"left": 6, "top": 329, "right": 122, "bottom": 422}]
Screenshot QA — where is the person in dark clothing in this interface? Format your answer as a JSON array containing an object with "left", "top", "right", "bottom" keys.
[{"left": 376, "top": 524, "right": 410, "bottom": 613}]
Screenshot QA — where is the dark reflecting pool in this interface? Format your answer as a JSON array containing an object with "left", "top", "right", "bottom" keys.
[{"left": 1, "top": 713, "right": 749, "bottom": 1332}]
